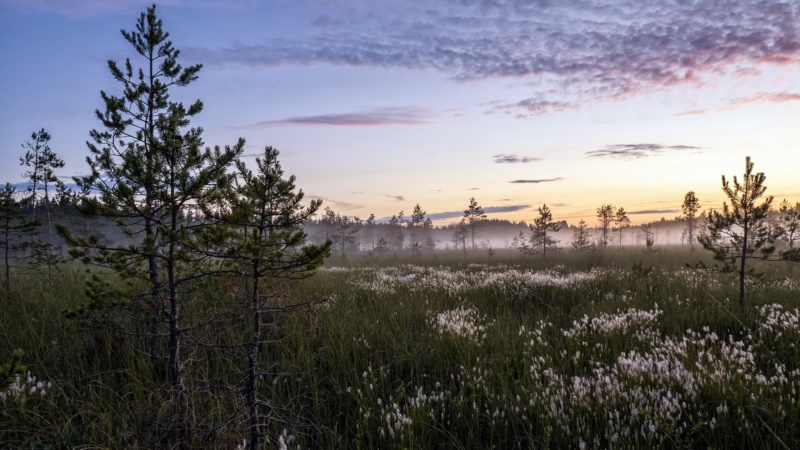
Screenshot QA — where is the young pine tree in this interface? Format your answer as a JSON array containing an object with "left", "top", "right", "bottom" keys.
[
  {"left": 570, "top": 219, "right": 593, "bottom": 252},
  {"left": 596, "top": 204, "right": 614, "bottom": 247},
  {"left": 530, "top": 204, "right": 561, "bottom": 257},
  {"left": 58, "top": 6, "right": 242, "bottom": 445},
  {"left": 206, "top": 147, "right": 330, "bottom": 449},
  {"left": 463, "top": 197, "right": 486, "bottom": 250},
  {"left": 409, "top": 203, "right": 426, "bottom": 248},
  {"left": 777, "top": 199, "right": 800, "bottom": 251},
  {"left": 451, "top": 219, "right": 468, "bottom": 253},
  {"left": 698, "top": 156, "right": 776, "bottom": 307},
  {"left": 681, "top": 191, "right": 702, "bottom": 249},
  {"left": 19, "top": 128, "right": 65, "bottom": 272},
  {"left": 614, "top": 207, "right": 630, "bottom": 247}
]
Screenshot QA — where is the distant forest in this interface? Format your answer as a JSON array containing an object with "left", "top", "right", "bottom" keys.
[{"left": 0, "top": 193, "right": 754, "bottom": 260}]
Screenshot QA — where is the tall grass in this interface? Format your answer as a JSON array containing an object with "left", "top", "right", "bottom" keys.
[{"left": 1, "top": 248, "right": 799, "bottom": 448}]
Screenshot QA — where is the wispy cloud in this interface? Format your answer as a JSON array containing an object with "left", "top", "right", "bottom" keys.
[
  {"left": 187, "top": 0, "right": 800, "bottom": 116},
  {"left": 307, "top": 195, "right": 363, "bottom": 211},
  {"left": 510, "top": 178, "right": 564, "bottom": 184},
  {"left": 587, "top": 144, "right": 701, "bottom": 160},
  {"left": 493, "top": 154, "right": 541, "bottom": 164},
  {"left": 730, "top": 91, "right": 800, "bottom": 106},
  {"left": 467, "top": 187, "right": 480, "bottom": 191},
  {"left": 491, "top": 99, "right": 579, "bottom": 118},
  {"left": 383, "top": 194, "right": 405, "bottom": 202},
  {"left": 673, "top": 109, "right": 709, "bottom": 117},
  {"left": 235, "top": 107, "right": 431, "bottom": 128},
  {"left": 428, "top": 204, "right": 530, "bottom": 221},
  {"left": 628, "top": 209, "right": 679, "bottom": 215},
  {"left": 675, "top": 90, "right": 800, "bottom": 116}
]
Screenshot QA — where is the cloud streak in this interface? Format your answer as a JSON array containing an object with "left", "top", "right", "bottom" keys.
[
  {"left": 383, "top": 194, "right": 405, "bottom": 202},
  {"left": 427, "top": 204, "right": 530, "bottom": 221},
  {"left": 493, "top": 154, "right": 541, "bottom": 164},
  {"left": 510, "top": 178, "right": 564, "bottom": 184},
  {"left": 236, "top": 107, "right": 431, "bottom": 128},
  {"left": 730, "top": 91, "right": 800, "bottom": 106},
  {"left": 587, "top": 144, "right": 701, "bottom": 160},
  {"left": 307, "top": 195, "right": 363, "bottom": 211},
  {"left": 628, "top": 209, "right": 679, "bottom": 215}
]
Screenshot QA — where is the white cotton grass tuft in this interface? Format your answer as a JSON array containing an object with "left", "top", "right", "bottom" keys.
[{"left": 0, "top": 371, "right": 52, "bottom": 403}]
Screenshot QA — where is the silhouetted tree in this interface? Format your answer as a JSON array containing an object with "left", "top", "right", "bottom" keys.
[
  {"left": 388, "top": 211, "right": 405, "bottom": 251},
  {"left": 530, "top": 204, "right": 560, "bottom": 257},
  {"left": 320, "top": 207, "right": 359, "bottom": 257},
  {"left": 698, "top": 156, "right": 776, "bottom": 308},
  {"left": 451, "top": 219, "right": 468, "bottom": 253},
  {"left": 614, "top": 207, "right": 630, "bottom": 247},
  {"left": 640, "top": 223, "right": 656, "bottom": 251},
  {"left": 19, "top": 128, "right": 65, "bottom": 270},
  {"left": 570, "top": 219, "right": 593, "bottom": 252},
  {"left": 409, "top": 203, "right": 426, "bottom": 248},
  {"left": 364, "top": 213, "right": 376, "bottom": 251},
  {"left": 777, "top": 199, "right": 800, "bottom": 249},
  {"left": 423, "top": 217, "right": 436, "bottom": 250},
  {"left": 596, "top": 204, "right": 614, "bottom": 247},
  {"left": 374, "top": 236, "right": 390, "bottom": 253},
  {"left": 680, "top": 191, "right": 701, "bottom": 249},
  {"left": 463, "top": 197, "right": 486, "bottom": 250},
  {"left": 511, "top": 230, "right": 534, "bottom": 256}
]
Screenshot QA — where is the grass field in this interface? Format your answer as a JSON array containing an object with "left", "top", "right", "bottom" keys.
[{"left": 1, "top": 247, "right": 799, "bottom": 449}]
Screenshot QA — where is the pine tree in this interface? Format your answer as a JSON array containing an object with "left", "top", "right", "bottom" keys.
[
  {"left": 206, "top": 147, "right": 330, "bottom": 449},
  {"left": 680, "top": 191, "right": 701, "bottom": 248},
  {"left": 777, "top": 199, "right": 800, "bottom": 250},
  {"left": 596, "top": 204, "right": 614, "bottom": 247},
  {"left": 320, "top": 208, "right": 359, "bottom": 257},
  {"left": 451, "top": 219, "right": 468, "bottom": 253},
  {"left": 0, "top": 184, "right": 39, "bottom": 299},
  {"left": 640, "top": 223, "right": 656, "bottom": 251},
  {"left": 530, "top": 204, "right": 561, "bottom": 257},
  {"left": 19, "top": 128, "right": 65, "bottom": 270},
  {"left": 57, "top": 6, "right": 242, "bottom": 445},
  {"left": 614, "top": 207, "right": 630, "bottom": 247},
  {"left": 364, "top": 213, "right": 376, "bottom": 251},
  {"left": 511, "top": 230, "right": 534, "bottom": 256},
  {"left": 463, "top": 197, "right": 486, "bottom": 250},
  {"left": 698, "top": 156, "right": 775, "bottom": 307},
  {"left": 388, "top": 211, "right": 406, "bottom": 251},
  {"left": 19, "top": 129, "right": 63, "bottom": 223},
  {"left": 409, "top": 203, "right": 426, "bottom": 248},
  {"left": 570, "top": 219, "right": 593, "bottom": 252},
  {"left": 423, "top": 217, "right": 436, "bottom": 250}
]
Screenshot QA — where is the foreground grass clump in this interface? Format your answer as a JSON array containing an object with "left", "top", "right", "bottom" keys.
[{"left": 1, "top": 250, "right": 799, "bottom": 448}]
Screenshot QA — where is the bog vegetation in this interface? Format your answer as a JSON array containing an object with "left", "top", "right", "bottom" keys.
[{"left": 2, "top": 5, "right": 800, "bottom": 450}]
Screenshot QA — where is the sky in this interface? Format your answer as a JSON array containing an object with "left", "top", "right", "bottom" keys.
[{"left": 1, "top": 0, "right": 799, "bottom": 226}]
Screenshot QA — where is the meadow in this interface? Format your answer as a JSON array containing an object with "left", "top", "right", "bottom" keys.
[{"left": 2, "top": 247, "right": 800, "bottom": 449}]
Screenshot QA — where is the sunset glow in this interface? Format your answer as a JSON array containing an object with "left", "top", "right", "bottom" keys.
[{"left": 1, "top": 0, "right": 798, "bottom": 225}]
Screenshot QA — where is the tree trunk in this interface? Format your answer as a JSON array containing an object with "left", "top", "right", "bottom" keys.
[
  {"left": 248, "top": 270, "right": 261, "bottom": 450},
  {"left": 739, "top": 214, "right": 748, "bottom": 308},
  {"left": 167, "top": 204, "right": 188, "bottom": 446},
  {"left": 4, "top": 218, "right": 9, "bottom": 299}
]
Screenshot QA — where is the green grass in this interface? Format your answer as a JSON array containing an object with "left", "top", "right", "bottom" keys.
[{"left": 1, "top": 248, "right": 799, "bottom": 449}]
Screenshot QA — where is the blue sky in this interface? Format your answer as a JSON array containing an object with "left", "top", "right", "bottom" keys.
[{"left": 1, "top": 0, "right": 798, "bottom": 224}]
